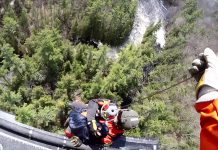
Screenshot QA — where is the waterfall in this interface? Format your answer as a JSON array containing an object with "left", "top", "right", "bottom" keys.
[
  {"left": 128, "top": 0, "right": 167, "bottom": 47},
  {"left": 107, "top": 0, "right": 167, "bottom": 59}
]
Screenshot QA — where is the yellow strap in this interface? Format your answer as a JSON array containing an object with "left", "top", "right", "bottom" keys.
[
  {"left": 81, "top": 111, "right": 87, "bottom": 117},
  {"left": 196, "top": 73, "right": 205, "bottom": 98},
  {"left": 92, "top": 120, "right": 97, "bottom": 130},
  {"left": 98, "top": 99, "right": 110, "bottom": 106},
  {"left": 103, "top": 100, "right": 110, "bottom": 105}
]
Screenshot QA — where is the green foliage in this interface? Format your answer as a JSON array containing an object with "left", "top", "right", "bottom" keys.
[
  {"left": 182, "top": 0, "right": 201, "bottom": 23},
  {"left": 0, "top": 0, "right": 201, "bottom": 149},
  {"left": 2, "top": 16, "right": 18, "bottom": 36},
  {"left": 25, "top": 28, "right": 72, "bottom": 88},
  {"left": 80, "top": 0, "right": 137, "bottom": 45},
  {"left": 129, "top": 0, "right": 200, "bottom": 149},
  {"left": 16, "top": 95, "right": 58, "bottom": 130},
  {"left": 56, "top": 74, "right": 78, "bottom": 100},
  {"left": 0, "top": 89, "right": 22, "bottom": 112},
  {"left": 16, "top": 103, "right": 37, "bottom": 126},
  {"left": 2, "top": 16, "right": 19, "bottom": 51},
  {"left": 27, "top": 0, "right": 137, "bottom": 45},
  {"left": 0, "top": 43, "right": 24, "bottom": 90}
]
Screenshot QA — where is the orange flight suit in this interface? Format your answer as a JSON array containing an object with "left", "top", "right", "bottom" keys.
[
  {"left": 101, "top": 120, "right": 124, "bottom": 145},
  {"left": 195, "top": 99, "right": 218, "bottom": 150}
]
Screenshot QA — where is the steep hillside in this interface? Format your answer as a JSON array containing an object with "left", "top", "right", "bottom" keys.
[
  {"left": 185, "top": 0, "right": 218, "bottom": 58},
  {"left": 0, "top": 0, "right": 217, "bottom": 149}
]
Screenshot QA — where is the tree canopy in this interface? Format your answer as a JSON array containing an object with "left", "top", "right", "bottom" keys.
[{"left": 0, "top": 0, "right": 202, "bottom": 149}]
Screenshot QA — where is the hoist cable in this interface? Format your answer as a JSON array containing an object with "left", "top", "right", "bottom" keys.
[
  {"left": 142, "top": 75, "right": 194, "bottom": 99},
  {"left": 121, "top": 74, "right": 194, "bottom": 108}
]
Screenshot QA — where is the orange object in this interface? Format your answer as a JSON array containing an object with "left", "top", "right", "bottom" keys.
[
  {"left": 195, "top": 98, "right": 218, "bottom": 150},
  {"left": 65, "top": 129, "right": 74, "bottom": 138},
  {"left": 101, "top": 121, "right": 124, "bottom": 144}
]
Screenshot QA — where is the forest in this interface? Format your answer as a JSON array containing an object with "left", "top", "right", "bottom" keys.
[{"left": 0, "top": 0, "right": 213, "bottom": 149}]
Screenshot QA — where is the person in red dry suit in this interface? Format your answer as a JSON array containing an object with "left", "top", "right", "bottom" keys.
[
  {"left": 189, "top": 48, "right": 218, "bottom": 150},
  {"left": 87, "top": 98, "right": 139, "bottom": 146},
  {"left": 100, "top": 108, "right": 139, "bottom": 146}
]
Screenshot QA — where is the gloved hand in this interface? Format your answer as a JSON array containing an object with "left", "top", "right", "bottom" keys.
[
  {"left": 88, "top": 120, "right": 101, "bottom": 137},
  {"left": 70, "top": 136, "right": 82, "bottom": 147},
  {"left": 189, "top": 48, "right": 218, "bottom": 103},
  {"left": 189, "top": 53, "right": 206, "bottom": 81}
]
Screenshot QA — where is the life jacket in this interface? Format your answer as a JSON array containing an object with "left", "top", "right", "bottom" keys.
[{"left": 101, "top": 120, "right": 124, "bottom": 144}]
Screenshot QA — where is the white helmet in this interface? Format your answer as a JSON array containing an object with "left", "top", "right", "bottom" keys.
[
  {"left": 117, "top": 109, "right": 139, "bottom": 130},
  {"left": 100, "top": 103, "right": 118, "bottom": 120}
]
